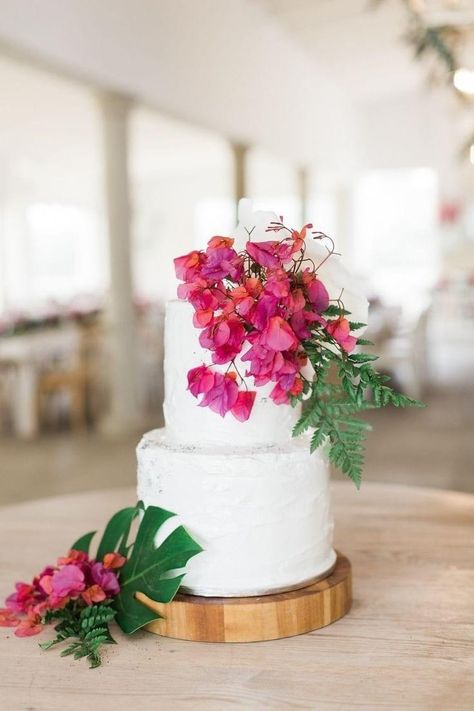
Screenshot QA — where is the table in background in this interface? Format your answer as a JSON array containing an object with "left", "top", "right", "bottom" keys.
[{"left": 0, "top": 483, "right": 473, "bottom": 710}]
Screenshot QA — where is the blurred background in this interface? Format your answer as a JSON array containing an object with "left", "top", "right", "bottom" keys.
[{"left": 0, "top": 0, "right": 473, "bottom": 504}]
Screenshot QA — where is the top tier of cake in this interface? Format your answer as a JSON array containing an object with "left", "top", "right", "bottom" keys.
[{"left": 163, "top": 300, "right": 301, "bottom": 447}]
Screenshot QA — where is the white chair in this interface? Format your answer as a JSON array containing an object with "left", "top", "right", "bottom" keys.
[{"left": 375, "top": 308, "right": 430, "bottom": 399}]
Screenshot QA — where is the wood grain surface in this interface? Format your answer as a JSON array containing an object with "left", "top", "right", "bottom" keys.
[
  {"left": 0, "top": 483, "right": 473, "bottom": 710},
  {"left": 137, "top": 554, "right": 351, "bottom": 642}
]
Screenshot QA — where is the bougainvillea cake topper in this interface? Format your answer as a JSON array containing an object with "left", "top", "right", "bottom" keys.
[{"left": 175, "top": 201, "right": 423, "bottom": 487}]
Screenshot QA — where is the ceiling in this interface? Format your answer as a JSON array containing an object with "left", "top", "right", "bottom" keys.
[{"left": 258, "top": 0, "right": 433, "bottom": 102}]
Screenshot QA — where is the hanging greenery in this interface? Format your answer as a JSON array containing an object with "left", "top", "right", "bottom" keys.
[{"left": 372, "top": 0, "right": 474, "bottom": 158}]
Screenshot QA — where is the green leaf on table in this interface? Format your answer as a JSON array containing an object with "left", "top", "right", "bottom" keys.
[
  {"left": 113, "top": 505, "right": 203, "bottom": 634},
  {"left": 96, "top": 504, "right": 142, "bottom": 560}
]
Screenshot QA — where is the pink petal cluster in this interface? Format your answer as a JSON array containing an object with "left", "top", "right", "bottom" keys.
[
  {"left": 175, "top": 220, "right": 357, "bottom": 419},
  {"left": 0, "top": 550, "right": 125, "bottom": 637}
]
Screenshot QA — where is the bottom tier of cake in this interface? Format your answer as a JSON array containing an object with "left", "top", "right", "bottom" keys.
[{"left": 136, "top": 429, "right": 336, "bottom": 597}]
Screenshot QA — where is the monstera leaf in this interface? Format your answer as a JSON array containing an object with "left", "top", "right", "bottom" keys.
[
  {"left": 70, "top": 502, "right": 203, "bottom": 635},
  {"left": 71, "top": 504, "right": 141, "bottom": 558},
  {"left": 113, "top": 504, "right": 203, "bottom": 634}
]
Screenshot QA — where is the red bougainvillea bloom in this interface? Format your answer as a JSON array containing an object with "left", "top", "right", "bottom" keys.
[
  {"left": 207, "top": 236, "right": 234, "bottom": 249},
  {"left": 187, "top": 365, "right": 215, "bottom": 397},
  {"left": 82, "top": 584, "right": 107, "bottom": 606},
  {"left": 174, "top": 250, "right": 204, "bottom": 282},
  {"left": 326, "top": 317, "right": 357, "bottom": 353},
  {"left": 269, "top": 382, "right": 291, "bottom": 405},
  {"left": 57, "top": 550, "right": 89, "bottom": 566},
  {"left": 231, "top": 391, "right": 256, "bottom": 422},
  {"left": 14, "top": 610, "right": 43, "bottom": 637},
  {"left": 5, "top": 583, "right": 35, "bottom": 614},
  {"left": 0, "top": 608, "right": 20, "bottom": 627},
  {"left": 103, "top": 552, "right": 126, "bottom": 570}
]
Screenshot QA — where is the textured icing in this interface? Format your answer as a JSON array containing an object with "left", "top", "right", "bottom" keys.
[
  {"left": 163, "top": 300, "right": 301, "bottom": 447},
  {"left": 137, "top": 429, "right": 336, "bottom": 597}
]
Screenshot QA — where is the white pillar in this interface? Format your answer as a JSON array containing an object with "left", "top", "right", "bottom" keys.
[
  {"left": 298, "top": 167, "right": 309, "bottom": 225},
  {"left": 98, "top": 90, "right": 139, "bottom": 433},
  {"left": 232, "top": 142, "right": 249, "bottom": 221}
]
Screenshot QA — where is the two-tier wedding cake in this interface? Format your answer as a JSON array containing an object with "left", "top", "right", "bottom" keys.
[{"left": 137, "top": 296, "right": 336, "bottom": 597}]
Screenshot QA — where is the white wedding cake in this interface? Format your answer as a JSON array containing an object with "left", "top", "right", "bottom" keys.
[{"left": 137, "top": 298, "right": 337, "bottom": 597}]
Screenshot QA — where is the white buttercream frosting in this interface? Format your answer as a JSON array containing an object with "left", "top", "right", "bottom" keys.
[
  {"left": 137, "top": 429, "right": 336, "bottom": 597},
  {"left": 163, "top": 299, "right": 301, "bottom": 447}
]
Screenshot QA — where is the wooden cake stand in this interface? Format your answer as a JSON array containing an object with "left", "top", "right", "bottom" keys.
[{"left": 137, "top": 552, "right": 351, "bottom": 643}]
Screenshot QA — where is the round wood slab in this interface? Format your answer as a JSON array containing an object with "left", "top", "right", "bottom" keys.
[{"left": 136, "top": 552, "right": 351, "bottom": 643}]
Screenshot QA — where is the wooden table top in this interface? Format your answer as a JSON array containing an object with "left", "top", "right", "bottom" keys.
[{"left": 1, "top": 483, "right": 473, "bottom": 710}]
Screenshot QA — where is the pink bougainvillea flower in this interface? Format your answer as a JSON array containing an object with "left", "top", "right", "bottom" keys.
[
  {"left": 269, "top": 382, "right": 290, "bottom": 405},
  {"left": 290, "top": 307, "right": 326, "bottom": 340},
  {"left": 264, "top": 269, "right": 291, "bottom": 299},
  {"left": 249, "top": 293, "right": 279, "bottom": 331},
  {"left": 57, "top": 550, "right": 89, "bottom": 566},
  {"left": 326, "top": 317, "right": 357, "bottom": 354},
  {"left": 14, "top": 611, "right": 42, "bottom": 638},
  {"left": 260, "top": 316, "right": 298, "bottom": 352},
  {"left": 303, "top": 271, "right": 330, "bottom": 313},
  {"left": 242, "top": 346, "right": 284, "bottom": 386},
  {"left": 207, "top": 236, "right": 234, "bottom": 249},
  {"left": 0, "top": 608, "right": 20, "bottom": 627},
  {"left": 286, "top": 287, "right": 306, "bottom": 316},
  {"left": 200, "top": 247, "right": 243, "bottom": 283},
  {"left": 81, "top": 584, "right": 107, "bottom": 606},
  {"left": 91, "top": 563, "right": 120, "bottom": 597},
  {"left": 193, "top": 309, "right": 214, "bottom": 328},
  {"left": 273, "top": 355, "right": 299, "bottom": 390},
  {"left": 178, "top": 278, "right": 226, "bottom": 325},
  {"left": 229, "top": 278, "right": 263, "bottom": 317},
  {"left": 199, "top": 319, "right": 231, "bottom": 350},
  {"left": 38, "top": 574, "right": 53, "bottom": 596},
  {"left": 199, "top": 316, "right": 246, "bottom": 365},
  {"left": 51, "top": 564, "right": 85, "bottom": 599},
  {"left": 187, "top": 365, "right": 215, "bottom": 398},
  {"left": 230, "top": 390, "right": 256, "bottom": 422},
  {"left": 199, "top": 372, "right": 239, "bottom": 417},
  {"left": 103, "top": 552, "right": 126, "bottom": 570},
  {"left": 245, "top": 240, "right": 280, "bottom": 269},
  {"left": 6, "top": 583, "right": 36, "bottom": 614},
  {"left": 174, "top": 250, "right": 204, "bottom": 282},
  {"left": 212, "top": 320, "right": 246, "bottom": 365}
]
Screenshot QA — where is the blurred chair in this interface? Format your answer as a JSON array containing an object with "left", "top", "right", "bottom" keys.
[
  {"left": 375, "top": 308, "right": 430, "bottom": 399},
  {"left": 37, "top": 322, "right": 103, "bottom": 431},
  {"left": 0, "top": 361, "right": 16, "bottom": 432}
]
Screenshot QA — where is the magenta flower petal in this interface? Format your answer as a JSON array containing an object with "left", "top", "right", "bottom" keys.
[
  {"left": 51, "top": 565, "right": 85, "bottom": 598},
  {"left": 231, "top": 391, "right": 256, "bottom": 422},
  {"left": 261, "top": 316, "right": 298, "bottom": 352}
]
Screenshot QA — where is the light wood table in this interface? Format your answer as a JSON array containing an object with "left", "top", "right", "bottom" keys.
[{"left": 0, "top": 483, "right": 473, "bottom": 710}]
